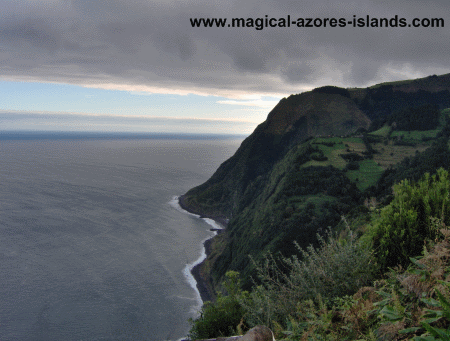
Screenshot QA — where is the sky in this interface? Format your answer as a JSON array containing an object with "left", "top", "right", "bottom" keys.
[{"left": 0, "top": 0, "right": 449, "bottom": 135}]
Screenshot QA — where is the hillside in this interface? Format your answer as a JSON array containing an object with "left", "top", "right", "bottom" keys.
[
  {"left": 181, "top": 73, "right": 450, "bottom": 292},
  {"left": 180, "top": 88, "right": 371, "bottom": 221}
]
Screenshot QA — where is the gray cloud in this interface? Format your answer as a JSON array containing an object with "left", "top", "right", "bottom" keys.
[
  {"left": 0, "top": 0, "right": 449, "bottom": 97},
  {"left": 282, "top": 62, "right": 315, "bottom": 83},
  {"left": 0, "top": 22, "right": 59, "bottom": 51}
]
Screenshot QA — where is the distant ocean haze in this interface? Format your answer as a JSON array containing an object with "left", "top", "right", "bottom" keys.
[{"left": 0, "top": 135, "right": 243, "bottom": 341}]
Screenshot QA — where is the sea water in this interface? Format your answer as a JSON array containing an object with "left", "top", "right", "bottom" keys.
[{"left": 0, "top": 134, "right": 243, "bottom": 341}]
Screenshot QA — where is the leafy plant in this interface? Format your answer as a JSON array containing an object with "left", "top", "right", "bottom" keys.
[
  {"left": 242, "top": 229, "right": 374, "bottom": 330},
  {"left": 414, "top": 285, "right": 450, "bottom": 340},
  {"left": 187, "top": 271, "right": 249, "bottom": 339},
  {"left": 365, "top": 168, "right": 450, "bottom": 272}
]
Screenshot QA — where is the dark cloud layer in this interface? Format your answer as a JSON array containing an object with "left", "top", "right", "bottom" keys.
[{"left": 1, "top": 0, "right": 449, "bottom": 97}]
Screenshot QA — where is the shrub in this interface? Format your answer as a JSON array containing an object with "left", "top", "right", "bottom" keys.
[
  {"left": 340, "top": 152, "right": 365, "bottom": 162},
  {"left": 372, "top": 228, "right": 450, "bottom": 340},
  {"left": 310, "top": 153, "right": 328, "bottom": 162},
  {"left": 277, "top": 227, "right": 450, "bottom": 340},
  {"left": 365, "top": 168, "right": 450, "bottom": 272},
  {"left": 242, "top": 230, "right": 374, "bottom": 328},
  {"left": 188, "top": 271, "right": 249, "bottom": 339},
  {"left": 346, "top": 161, "right": 360, "bottom": 171}
]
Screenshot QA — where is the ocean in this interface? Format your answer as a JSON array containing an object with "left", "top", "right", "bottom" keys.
[{"left": 0, "top": 133, "right": 244, "bottom": 341}]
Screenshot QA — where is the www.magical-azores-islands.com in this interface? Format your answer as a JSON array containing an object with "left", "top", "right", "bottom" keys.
[{"left": 190, "top": 15, "right": 444, "bottom": 30}]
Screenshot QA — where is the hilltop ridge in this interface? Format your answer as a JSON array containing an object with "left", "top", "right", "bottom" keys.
[{"left": 264, "top": 90, "right": 371, "bottom": 135}]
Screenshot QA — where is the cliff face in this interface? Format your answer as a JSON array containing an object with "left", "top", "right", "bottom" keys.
[
  {"left": 182, "top": 88, "right": 371, "bottom": 219},
  {"left": 265, "top": 91, "right": 370, "bottom": 136},
  {"left": 183, "top": 73, "right": 450, "bottom": 290}
]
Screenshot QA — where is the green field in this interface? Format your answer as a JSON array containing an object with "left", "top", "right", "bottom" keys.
[
  {"left": 390, "top": 129, "right": 440, "bottom": 143},
  {"left": 369, "top": 125, "right": 391, "bottom": 138},
  {"left": 386, "top": 110, "right": 449, "bottom": 143},
  {"left": 313, "top": 137, "right": 363, "bottom": 144},
  {"left": 298, "top": 116, "right": 450, "bottom": 191},
  {"left": 304, "top": 136, "right": 385, "bottom": 190},
  {"left": 304, "top": 137, "right": 366, "bottom": 169},
  {"left": 345, "top": 159, "right": 384, "bottom": 191}
]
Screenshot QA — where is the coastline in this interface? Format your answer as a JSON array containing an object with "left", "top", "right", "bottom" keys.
[
  {"left": 178, "top": 194, "right": 229, "bottom": 227},
  {"left": 178, "top": 195, "right": 228, "bottom": 304},
  {"left": 189, "top": 229, "right": 223, "bottom": 303}
]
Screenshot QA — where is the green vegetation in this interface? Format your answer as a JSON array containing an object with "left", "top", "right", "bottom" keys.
[
  {"left": 391, "top": 129, "right": 441, "bottom": 143},
  {"left": 365, "top": 168, "right": 450, "bottom": 272},
  {"left": 302, "top": 141, "right": 347, "bottom": 169},
  {"left": 388, "top": 104, "right": 440, "bottom": 131},
  {"left": 371, "top": 137, "right": 450, "bottom": 199},
  {"left": 185, "top": 106, "right": 450, "bottom": 293},
  {"left": 387, "top": 107, "right": 449, "bottom": 145},
  {"left": 183, "top": 74, "right": 450, "bottom": 339},
  {"left": 352, "top": 78, "right": 450, "bottom": 122},
  {"left": 188, "top": 170, "right": 450, "bottom": 340},
  {"left": 243, "top": 229, "right": 374, "bottom": 326},
  {"left": 370, "top": 125, "right": 391, "bottom": 138},
  {"left": 210, "top": 163, "right": 362, "bottom": 289},
  {"left": 187, "top": 271, "right": 249, "bottom": 339},
  {"left": 312, "top": 85, "right": 351, "bottom": 98},
  {"left": 346, "top": 159, "right": 384, "bottom": 191}
]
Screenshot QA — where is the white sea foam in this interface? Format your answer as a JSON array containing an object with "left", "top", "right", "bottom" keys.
[
  {"left": 169, "top": 196, "right": 224, "bottom": 315},
  {"left": 202, "top": 217, "right": 224, "bottom": 231},
  {"left": 168, "top": 195, "right": 200, "bottom": 218}
]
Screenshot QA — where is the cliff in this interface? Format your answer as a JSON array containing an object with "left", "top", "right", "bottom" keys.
[{"left": 182, "top": 73, "right": 450, "bottom": 291}]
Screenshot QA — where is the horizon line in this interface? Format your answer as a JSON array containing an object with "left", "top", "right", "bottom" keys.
[{"left": 0, "top": 130, "right": 248, "bottom": 141}]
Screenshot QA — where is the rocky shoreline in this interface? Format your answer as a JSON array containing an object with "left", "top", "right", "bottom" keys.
[{"left": 178, "top": 195, "right": 228, "bottom": 303}]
